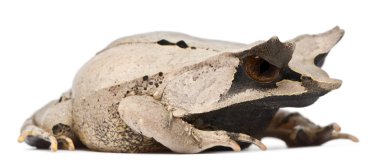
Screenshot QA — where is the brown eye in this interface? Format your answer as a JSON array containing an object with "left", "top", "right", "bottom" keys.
[{"left": 244, "top": 56, "right": 281, "bottom": 84}]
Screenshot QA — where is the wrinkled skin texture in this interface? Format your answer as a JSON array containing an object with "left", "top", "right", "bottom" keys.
[{"left": 18, "top": 27, "right": 358, "bottom": 153}]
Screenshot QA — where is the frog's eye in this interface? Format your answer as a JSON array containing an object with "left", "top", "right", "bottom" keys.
[{"left": 244, "top": 55, "right": 281, "bottom": 84}]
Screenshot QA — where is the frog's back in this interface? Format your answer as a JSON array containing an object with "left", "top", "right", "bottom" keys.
[{"left": 72, "top": 32, "right": 246, "bottom": 99}]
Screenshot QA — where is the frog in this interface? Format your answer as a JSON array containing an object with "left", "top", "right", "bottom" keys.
[{"left": 18, "top": 26, "right": 358, "bottom": 153}]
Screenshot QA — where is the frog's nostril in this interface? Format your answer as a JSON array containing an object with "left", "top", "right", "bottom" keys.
[{"left": 244, "top": 56, "right": 281, "bottom": 84}]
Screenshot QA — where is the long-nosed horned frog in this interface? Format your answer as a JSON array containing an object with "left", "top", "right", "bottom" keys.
[{"left": 18, "top": 27, "right": 358, "bottom": 153}]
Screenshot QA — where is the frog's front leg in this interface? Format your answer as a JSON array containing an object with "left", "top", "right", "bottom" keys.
[
  {"left": 18, "top": 91, "right": 76, "bottom": 151},
  {"left": 118, "top": 95, "right": 266, "bottom": 153},
  {"left": 263, "top": 110, "right": 358, "bottom": 147}
]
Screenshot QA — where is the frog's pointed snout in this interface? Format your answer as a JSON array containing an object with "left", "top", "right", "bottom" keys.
[{"left": 288, "top": 26, "right": 344, "bottom": 92}]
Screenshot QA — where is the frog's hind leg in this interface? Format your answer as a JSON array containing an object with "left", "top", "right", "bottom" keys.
[
  {"left": 118, "top": 95, "right": 266, "bottom": 153},
  {"left": 18, "top": 118, "right": 74, "bottom": 151},
  {"left": 18, "top": 94, "right": 76, "bottom": 151},
  {"left": 18, "top": 117, "right": 58, "bottom": 151},
  {"left": 263, "top": 110, "right": 358, "bottom": 147}
]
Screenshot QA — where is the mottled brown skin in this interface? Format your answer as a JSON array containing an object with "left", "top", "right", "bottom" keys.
[{"left": 18, "top": 27, "right": 358, "bottom": 153}]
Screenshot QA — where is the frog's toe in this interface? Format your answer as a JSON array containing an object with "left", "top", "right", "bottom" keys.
[
  {"left": 17, "top": 130, "right": 31, "bottom": 143},
  {"left": 18, "top": 126, "right": 75, "bottom": 151},
  {"left": 318, "top": 123, "right": 359, "bottom": 143},
  {"left": 18, "top": 129, "right": 58, "bottom": 152},
  {"left": 227, "top": 132, "right": 267, "bottom": 151},
  {"left": 330, "top": 132, "right": 359, "bottom": 142}
]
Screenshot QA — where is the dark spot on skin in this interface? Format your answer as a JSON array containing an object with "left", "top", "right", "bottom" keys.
[
  {"left": 155, "top": 83, "right": 159, "bottom": 87},
  {"left": 158, "top": 72, "right": 163, "bottom": 76},
  {"left": 123, "top": 91, "right": 130, "bottom": 98},
  {"left": 113, "top": 93, "right": 117, "bottom": 96},
  {"left": 149, "top": 82, "right": 153, "bottom": 85},
  {"left": 97, "top": 99, "right": 100, "bottom": 102},
  {"left": 157, "top": 39, "right": 188, "bottom": 49},
  {"left": 143, "top": 75, "right": 149, "bottom": 81},
  {"left": 157, "top": 39, "right": 175, "bottom": 46},
  {"left": 191, "top": 46, "right": 196, "bottom": 49},
  {"left": 176, "top": 40, "right": 188, "bottom": 48},
  {"left": 143, "top": 87, "right": 147, "bottom": 90},
  {"left": 58, "top": 96, "right": 63, "bottom": 103},
  {"left": 158, "top": 81, "right": 162, "bottom": 84}
]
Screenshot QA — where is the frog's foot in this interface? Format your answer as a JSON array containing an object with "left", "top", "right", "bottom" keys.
[
  {"left": 118, "top": 95, "right": 266, "bottom": 153},
  {"left": 287, "top": 122, "right": 359, "bottom": 147},
  {"left": 18, "top": 125, "right": 75, "bottom": 151},
  {"left": 264, "top": 110, "right": 358, "bottom": 147}
]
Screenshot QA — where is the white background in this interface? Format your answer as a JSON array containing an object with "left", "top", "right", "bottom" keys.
[{"left": 0, "top": 0, "right": 378, "bottom": 161}]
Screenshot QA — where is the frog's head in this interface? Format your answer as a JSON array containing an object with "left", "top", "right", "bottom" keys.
[
  {"left": 226, "top": 26, "right": 344, "bottom": 108},
  {"left": 162, "top": 27, "right": 344, "bottom": 116}
]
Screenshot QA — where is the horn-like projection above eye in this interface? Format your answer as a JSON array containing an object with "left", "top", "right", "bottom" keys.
[{"left": 249, "top": 36, "right": 295, "bottom": 68}]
